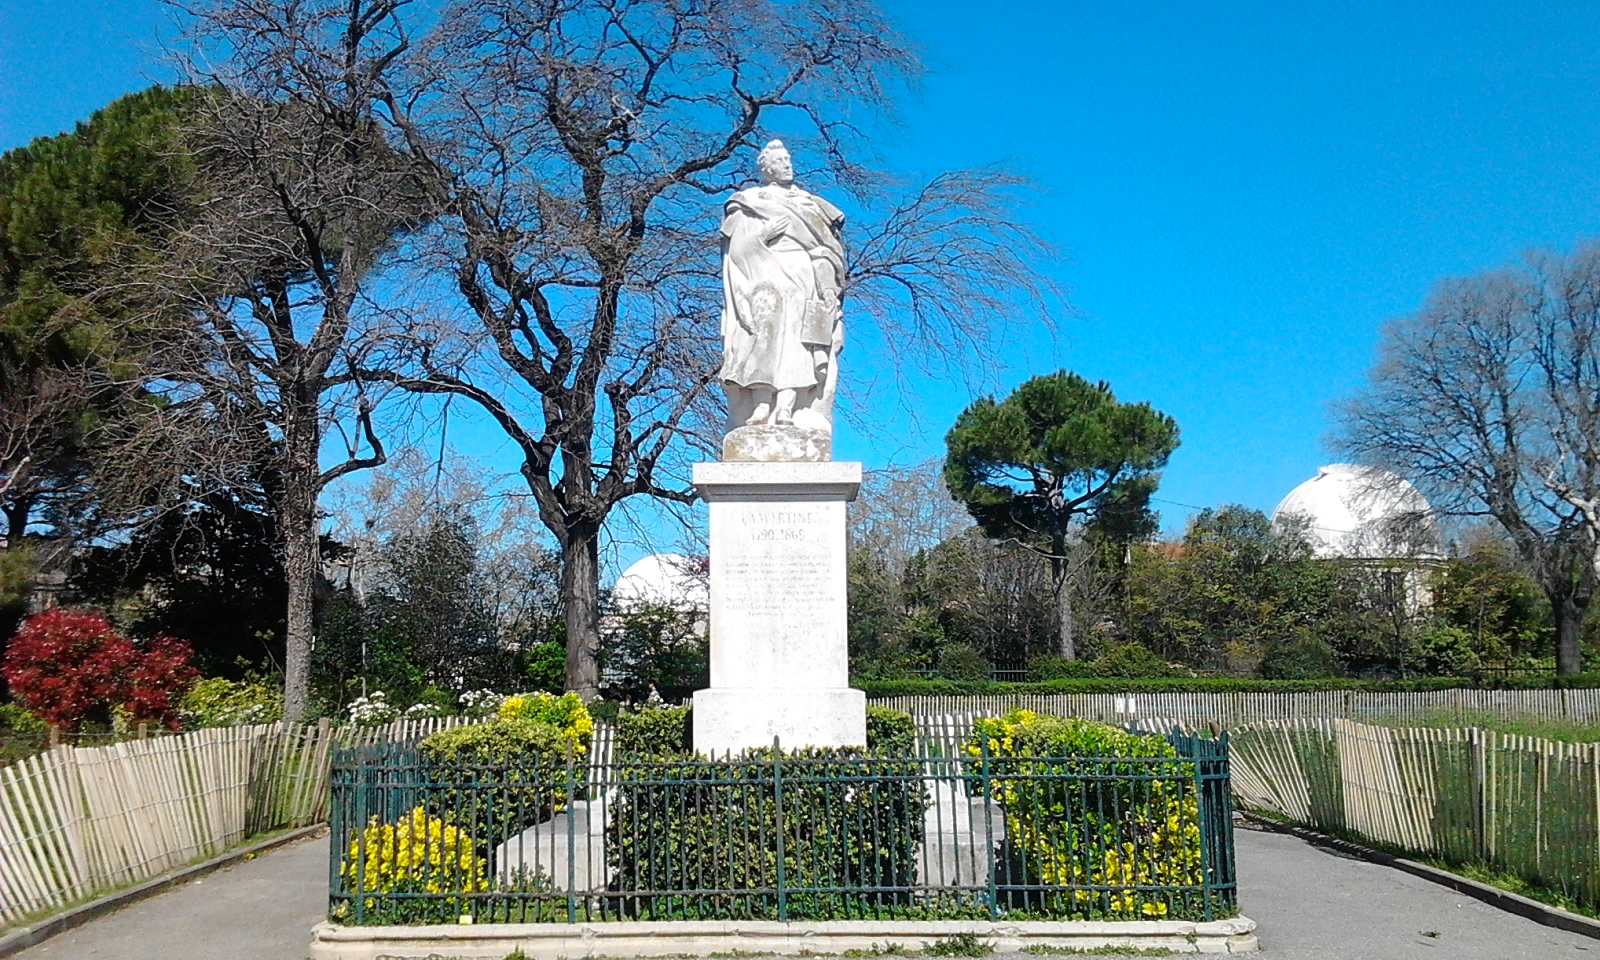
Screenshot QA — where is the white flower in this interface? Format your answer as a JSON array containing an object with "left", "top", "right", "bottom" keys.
[{"left": 347, "top": 691, "right": 399, "bottom": 725}]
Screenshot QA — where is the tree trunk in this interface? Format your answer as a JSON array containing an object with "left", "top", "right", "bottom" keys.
[
  {"left": 1555, "top": 593, "right": 1586, "bottom": 676},
  {"left": 280, "top": 413, "right": 322, "bottom": 722},
  {"left": 3, "top": 497, "right": 30, "bottom": 545},
  {"left": 561, "top": 519, "right": 602, "bottom": 698},
  {"left": 1053, "top": 556, "right": 1075, "bottom": 660}
]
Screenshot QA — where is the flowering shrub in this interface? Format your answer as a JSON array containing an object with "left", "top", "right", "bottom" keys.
[
  {"left": 498, "top": 691, "right": 593, "bottom": 756},
  {"left": 2, "top": 609, "right": 197, "bottom": 731},
  {"left": 180, "top": 677, "right": 284, "bottom": 727},
  {"left": 339, "top": 806, "right": 486, "bottom": 923},
  {"left": 458, "top": 688, "right": 505, "bottom": 718},
  {"left": 966, "top": 710, "right": 1203, "bottom": 918},
  {"left": 346, "top": 691, "right": 400, "bottom": 726}
]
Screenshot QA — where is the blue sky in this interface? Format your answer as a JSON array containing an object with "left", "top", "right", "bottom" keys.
[{"left": 5, "top": 1, "right": 1600, "bottom": 566}]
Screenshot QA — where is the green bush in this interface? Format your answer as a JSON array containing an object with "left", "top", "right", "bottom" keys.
[
  {"left": 1257, "top": 633, "right": 1342, "bottom": 680},
  {"left": 0, "top": 702, "right": 49, "bottom": 764},
  {"left": 587, "top": 698, "right": 622, "bottom": 723},
  {"left": 1027, "top": 655, "right": 1100, "bottom": 680},
  {"left": 615, "top": 704, "right": 692, "bottom": 757},
  {"left": 418, "top": 718, "right": 573, "bottom": 843},
  {"left": 965, "top": 710, "right": 1203, "bottom": 919},
  {"left": 617, "top": 704, "right": 919, "bottom": 759},
  {"left": 605, "top": 746, "right": 928, "bottom": 919},
  {"left": 1412, "top": 624, "right": 1483, "bottom": 677},
  {"left": 937, "top": 644, "right": 990, "bottom": 681},
  {"left": 1091, "top": 642, "right": 1184, "bottom": 679},
  {"left": 865, "top": 705, "right": 917, "bottom": 753},
  {"left": 179, "top": 676, "right": 284, "bottom": 727}
]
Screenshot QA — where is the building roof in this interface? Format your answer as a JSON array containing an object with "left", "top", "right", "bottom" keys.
[
  {"left": 611, "top": 553, "right": 709, "bottom": 612},
  {"left": 1270, "top": 464, "right": 1442, "bottom": 560}
]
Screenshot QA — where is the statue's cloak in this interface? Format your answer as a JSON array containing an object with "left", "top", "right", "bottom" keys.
[{"left": 720, "top": 184, "right": 845, "bottom": 389}]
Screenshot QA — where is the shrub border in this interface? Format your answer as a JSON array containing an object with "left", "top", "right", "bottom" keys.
[{"left": 855, "top": 675, "right": 1600, "bottom": 697}]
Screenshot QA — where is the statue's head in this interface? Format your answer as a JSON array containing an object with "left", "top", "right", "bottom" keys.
[{"left": 757, "top": 140, "right": 794, "bottom": 186}]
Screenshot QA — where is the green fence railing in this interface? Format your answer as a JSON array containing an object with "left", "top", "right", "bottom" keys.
[{"left": 328, "top": 733, "right": 1235, "bottom": 926}]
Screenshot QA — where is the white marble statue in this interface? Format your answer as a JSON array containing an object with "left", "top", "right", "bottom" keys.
[{"left": 720, "top": 140, "right": 845, "bottom": 448}]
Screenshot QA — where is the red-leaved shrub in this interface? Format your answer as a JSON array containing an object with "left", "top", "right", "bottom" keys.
[
  {"left": 2, "top": 609, "right": 198, "bottom": 731},
  {"left": 122, "top": 634, "right": 199, "bottom": 729}
]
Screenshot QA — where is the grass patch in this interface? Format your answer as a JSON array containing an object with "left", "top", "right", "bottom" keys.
[
  {"left": 924, "top": 934, "right": 993, "bottom": 957},
  {"left": 1417, "top": 858, "right": 1600, "bottom": 920},
  {"left": 1368, "top": 709, "right": 1600, "bottom": 743}
]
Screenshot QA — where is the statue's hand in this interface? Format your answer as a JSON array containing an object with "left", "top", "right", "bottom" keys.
[{"left": 762, "top": 215, "right": 791, "bottom": 241}]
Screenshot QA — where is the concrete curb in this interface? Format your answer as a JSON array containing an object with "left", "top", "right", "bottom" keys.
[
  {"left": 0, "top": 823, "right": 327, "bottom": 958},
  {"left": 308, "top": 916, "right": 1260, "bottom": 958},
  {"left": 1238, "top": 812, "right": 1600, "bottom": 942}
]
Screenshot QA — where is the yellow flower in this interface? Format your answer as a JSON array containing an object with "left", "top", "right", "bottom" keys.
[{"left": 341, "top": 806, "right": 486, "bottom": 898}]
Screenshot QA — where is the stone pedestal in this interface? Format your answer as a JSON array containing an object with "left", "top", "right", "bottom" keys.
[{"left": 691, "top": 460, "right": 865, "bottom": 755}]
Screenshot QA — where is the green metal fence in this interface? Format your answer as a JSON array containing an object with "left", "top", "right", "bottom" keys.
[{"left": 328, "top": 733, "right": 1235, "bottom": 925}]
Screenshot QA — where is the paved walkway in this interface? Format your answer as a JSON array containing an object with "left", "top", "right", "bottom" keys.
[
  {"left": 11, "top": 835, "right": 327, "bottom": 960},
  {"left": 1231, "top": 821, "right": 1596, "bottom": 959},
  {"left": 11, "top": 823, "right": 1598, "bottom": 959}
]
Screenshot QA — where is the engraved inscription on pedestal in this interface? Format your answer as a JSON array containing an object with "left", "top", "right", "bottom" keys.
[
  {"left": 721, "top": 507, "right": 838, "bottom": 620},
  {"left": 709, "top": 498, "right": 847, "bottom": 691}
]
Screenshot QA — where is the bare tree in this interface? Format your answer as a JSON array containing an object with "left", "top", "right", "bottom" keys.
[
  {"left": 377, "top": 0, "right": 1058, "bottom": 695},
  {"left": 101, "top": 2, "right": 433, "bottom": 717},
  {"left": 323, "top": 448, "right": 563, "bottom": 640},
  {"left": 1341, "top": 244, "right": 1600, "bottom": 675},
  {"left": 849, "top": 459, "right": 972, "bottom": 581},
  {"left": 174, "top": 0, "right": 1061, "bottom": 697}
]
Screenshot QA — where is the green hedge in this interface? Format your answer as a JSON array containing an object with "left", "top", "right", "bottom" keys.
[
  {"left": 965, "top": 711, "right": 1207, "bottom": 919},
  {"left": 614, "top": 704, "right": 920, "bottom": 758},
  {"left": 856, "top": 674, "right": 1600, "bottom": 698},
  {"left": 418, "top": 717, "right": 572, "bottom": 844},
  {"left": 615, "top": 705, "right": 693, "bottom": 756},
  {"left": 604, "top": 705, "right": 928, "bottom": 919},
  {"left": 605, "top": 746, "right": 928, "bottom": 920},
  {"left": 864, "top": 705, "right": 917, "bottom": 753}
]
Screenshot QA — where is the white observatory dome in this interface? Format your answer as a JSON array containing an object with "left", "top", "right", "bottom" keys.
[
  {"left": 611, "top": 553, "right": 709, "bottom": 612},
  {"left": 1271, "top": 464, "right": 1442, "bottom": 561}
]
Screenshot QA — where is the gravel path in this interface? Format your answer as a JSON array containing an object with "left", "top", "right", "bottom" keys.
[{"left": 10, "top": 821, "right": 1597, "bottom": 959}]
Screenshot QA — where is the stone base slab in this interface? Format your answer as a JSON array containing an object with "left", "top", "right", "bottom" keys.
[
  {"left": 308, "top": 916, "right": 1259, "bottom": 958},
  {"left": 722, "top": 423, "right": 831, "bottom": 462},
  {"left": 692, "top": 687, "right": 866, "bottom": 754}
]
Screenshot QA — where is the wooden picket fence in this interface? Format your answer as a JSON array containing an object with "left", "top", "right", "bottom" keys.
[
  {"left": 872, "top": 688, "right": 1600, "bottom": 730},
  {"left": 1230, "top": 717, "right": 1600, "bottom": 910},
  {"left": 0, "top": 715, "right": 468, "bottom": 929}
]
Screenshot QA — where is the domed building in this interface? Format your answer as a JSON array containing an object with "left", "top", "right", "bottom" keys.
[
  {"left": 1271, "top": 463, "right": 1443, "bottom": 611},
  {"left": 602, "top": 553, "right": 710, "bottom": 702},
  {"left": 1271, "top": 464, "right": 1443, "bottom": 561},
  {"left": 611, "top": 553, "right": 709, "bottom": 613}
]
